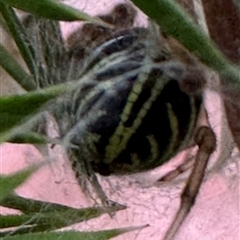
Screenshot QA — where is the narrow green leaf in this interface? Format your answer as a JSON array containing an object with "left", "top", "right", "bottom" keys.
[
  {"left": 0, "top": 82, "right": 72, "bottom": 135},
  {"left": 0, "top": 194, "right": 128, "bottom": 236},
  {"left": 0, "top": 214, "right": 33, "bottom": 229},
  {"left": 1, "top": 194, "right": 88, "bottom": 214},
  {"left": 0, "top": 206, "right": 106, "bottom": 234},
  {"left": 0, "top": 3, "right": 37, "bottom": 78},
  {"left": 0, "top": 167, "right": 38, "bottom": 202},
  {"left": 6, "top": 131, "right": 49, "bottom": 144},
  {"left": 0, "top": 43, "right": 36, "bottom": 91},
  {"left": 0, "top": 0, "right": 108, "bottom": 25},
  {"left": 131, "top": 0, "right": 240, "bottom": 86},
  {"left": 1, "top": 225, "right": 149, "bottom": 240}
]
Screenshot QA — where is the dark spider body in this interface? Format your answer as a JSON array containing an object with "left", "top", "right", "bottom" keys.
[{"left": 62, "top": 27, "right": 203, "bottom": 177}]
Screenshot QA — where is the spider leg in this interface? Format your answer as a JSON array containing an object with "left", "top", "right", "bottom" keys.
[
  {"left": 84, "top": 161, "right": 127, "bottom": 215},
  {"left": 163, "top": 126, "right": 216, "bottom": 240},
  {"left": 69, "top": 146, "right": 126, "bottom": 216},
  {"left": 158, "top": 150, "right": 195, "bottom": 182}
]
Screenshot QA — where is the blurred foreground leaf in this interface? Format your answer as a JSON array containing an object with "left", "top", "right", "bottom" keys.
[
  {"left": 0, "top": 43, "right": 36, "bottom": 91},
  {"left": 131, "top": 0, "right": 240, "bottom": 86},
  {"left": 6, "top": 131, "right": 49, "bottom": 144},
  {"left": 0, "top": 3, "right": 38, "bottom": 78},
  {"left": 1, "top": 225, "right": 148, "bottom": 240},
  {"left": 0, "top": 0, "right": 104, "bottom": 23},
  {"left": 0, "top": 204, "right": 107, "bottom": 234},
  {"left": 0, "top": 82, "right": 74, "bottom": 139},
  {"left": 0, "top": 166, "right": 38, "bottom": 202}
]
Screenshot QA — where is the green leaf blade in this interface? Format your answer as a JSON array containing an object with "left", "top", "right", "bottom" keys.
[
  {"left": 0, "top": 167, "right": 38, "bottom": 202},
  {"left": 131, "top": 0, "right": 240, "bottom": 85},
  {"left": 0, "top": 208, "right": 106, "bottom": 234},
  {"left": 1, "top": 225, "right": 149, "bottom": 240},
  {"left": 0, "top": 82, "right": 72, "bottom": 135},
  {"left": 0, "top": 0, "right": 105, "bottom": 23},
  {"left": 0, "top": 3, "right": 37, "bottom": 78},
  {"left": 0, "top": 43, "right": 36, "bottom": 91}
]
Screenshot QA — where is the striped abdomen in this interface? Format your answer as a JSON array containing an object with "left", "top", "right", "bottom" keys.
[{"left": 69, "top": 27, "right": 202, "bottom": 176}]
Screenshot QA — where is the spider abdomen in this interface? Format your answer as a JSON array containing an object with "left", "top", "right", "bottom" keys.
[{"left": 67, "top": 28, "right": 202, "bottom": 176}]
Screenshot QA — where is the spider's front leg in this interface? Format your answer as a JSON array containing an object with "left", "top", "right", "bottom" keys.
[{"left": 163, "top": 126, "right": 216, "bottom": 240}]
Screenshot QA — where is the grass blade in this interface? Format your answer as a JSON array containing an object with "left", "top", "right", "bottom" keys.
[
  {"left": 0, "top": 167, "right": 38, "bottom": 202},
  {"left": 1, "top": 225, "right": 149, "bottom": 240},
  {"left": 0, "top": 43, "right": 36, "bottom": 91},
  {"left": 0, "top": 3, "right": 37, "bottom": 79},
  {"left": 0, "top": 0, "right": 108, "bottom": 25},
  {"left": 131, "top": 0, "right": 240, "bottom": 86},
  {"left": 0, "top": 82, "right": 72, "bottom": 135},
  {"left": 0, "top": 206, "right": 107, "bottom": 234}
]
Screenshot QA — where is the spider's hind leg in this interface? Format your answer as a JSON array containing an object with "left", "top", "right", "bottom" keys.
[
  {"left": 163, "top": 126, "right": 216, "bottom": 240},
  {"left": 68, "top": 146, "right": 126, "bottom": 216}
]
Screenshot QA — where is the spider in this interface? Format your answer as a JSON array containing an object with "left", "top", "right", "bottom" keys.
[{"left": 2, "top": 1, "right": 239, "bottom": 240}]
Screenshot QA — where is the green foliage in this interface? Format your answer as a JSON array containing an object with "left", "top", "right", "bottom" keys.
[
  {"left": 131, "top": 0, "right": 240, "bottom": 86},
  {"left": 0, "top": 83, "right": 73, "bottom": 137},
  {"left": 0, "top": 167, "right": 38, "bottom": 202},
  {"left": 0, "top": 173, "right": 141, "bottom": 239},
  {"left": 0, "top": 0, "right": 102, "bottom": 22},
  {"left": 0, "top": 194, "right": 108, "bottom": 234},
  {"left": 0, "top": 43, "right": 36, "bottom": 91},
  {"left": 1, "top": 226, "right": 148, "bottom": 240},
  {"left": 0, "top": 3, "right": 38, "bottom": 79},
  {"left": 0, "top": 184, "right": 144, "bottom": 238}
]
